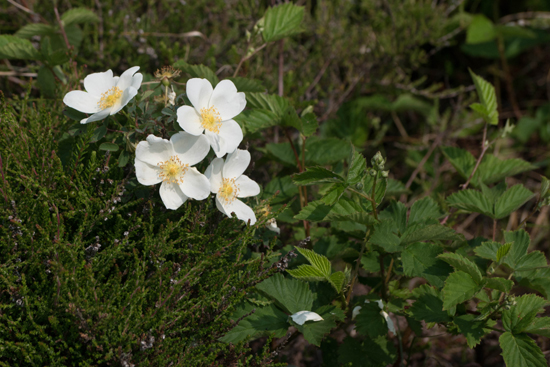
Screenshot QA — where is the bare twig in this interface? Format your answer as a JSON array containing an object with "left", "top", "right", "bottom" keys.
[
  {"left": 461, "top": 123, "right": 488, "bottom": 190},
  {"left": 7, "top": 0, "right": 37, "bottom": 15},
  {"left": 391, "top": 111, "right": 409, "bottom": 138},
  {"left": 120, "top": 31, "right": 206, "bottom": 39},
  {"left": 232, "top": 43, "right": 267, "bottom": 78}
]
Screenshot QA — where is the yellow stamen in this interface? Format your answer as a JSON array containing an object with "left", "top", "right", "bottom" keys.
[
  {"left": 98, "top": 87, "right": 123, "bottom": 110},
  {"left": 218, "top": 178, "right": 239, "bottom": 204},
  {"left": 200, "top": 106, "right": 222, "bottom": 133},
  {"left": 157, "top": 156, "right": 189, "bottom": 184}
]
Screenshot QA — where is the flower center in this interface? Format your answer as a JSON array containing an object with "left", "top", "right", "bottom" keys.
[
  {"left": 200, "top": 106, "right": 222, "bottom": 133},
  {"left": 157, "top": 156, "right": 189, "bottom": 184},
  {"left": 98, "top": 87, "right": 123, "bottom": 110},
  {"left": 218, "top": 178, "right": 239, "bottom": 204}
]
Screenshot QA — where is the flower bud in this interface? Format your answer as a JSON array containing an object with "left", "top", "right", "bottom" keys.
[
  {"left": 371, "top": 151, "right": 385, "bottom": 170},
  {"left": 380, "top": 170, "right": 389, "bottom": 178},
  {"left": 355, "top": 182, "right": 364, "bottom": 190}
]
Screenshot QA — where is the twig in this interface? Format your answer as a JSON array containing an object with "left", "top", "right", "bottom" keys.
[
  {"left": 54, "top": 6, "right": 78, "bottom": 79},
  {"left": 120, "top": 31, "right": 206, "bottom": 39},
  {"left": 232, "top": 43, "right": 267, "bottom": 77},
  {"left": 7, "top": 0, "right": 37, "bottom": 15},
  {"left": 305, "top": 57, "right": 332, "bottom": 98},
  {"left": 461, "top": 123, "right": 488, "bottom": 190},
  {"left": 278, "top": 39, "right": 284, "bottom": 97},
  {"left": 391, "top": 111, "right": 408, "bottom": 138}
]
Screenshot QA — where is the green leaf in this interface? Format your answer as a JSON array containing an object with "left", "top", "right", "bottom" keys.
[
  {"left": 46, "top": 48, "right": 70, "bottom": 66},
  {"left": 99, "top": 143, "right": 119, "bottom": 152},
  {"left": 219, "top": 303, "right": 288, "bottom": 343},
  {"left": 293, "top": 305, "right": 344, "bottom": 346},
  {"left": 118, "top": 150, "right": 130, "bottom": 168},
  {"left": 494, "top": 185, "right": 534, "bottom": 219},
  {"left": 288, "top": 248, "right": 330, "bottom": 277},
  {"left": 485, "top": 278, "right": 514, "bottom": 293},
  {"left": 378, "top": 200, "right": 407, "bottom": 234},
  {"left": 299, "top": 111, "right": 319, "bottom": 137},
  {"left": 15, "top": 23, "right": 55, "bottom": 39},
  {"left": 338, "top": 336, "right": 397, "bottom": 367},
  {"left": 362, "top": 173, "right": 387, "bottom": 207},
  {"left": 503, "top": 294, "right": 547, "bottom": 333},
  {"left": 172, "top": 61, "right": 219, "bottom": 86},
  {"left": 329, "top": 272, "right": 346, "bottom": 293},
  {"left": 370, "top": 220, "right": 402, "bottom": 253},
  {"left": 440, "top": 146, "right": 476, "bottom": 180},
  {"left": 438, "top": 253, "right": 483, "bottom": 284},
  {"left": 503, "top": 229, "right": 531, "bottom": 269},
  {"left": 292, "top": 167, "right": 345, "bottom": 186},
  {"left": 37, "top": 66, "right": 56, "bottom": 98},
  {"left": 442, "top": 271, "right": 483, "bottom": 310},
  {"left": 446, "top": 189, "right": 494, "bottom": 217},
  {"left": 347, "top": 146, "right": 367, "bottom": 185},
  {"left": 0, "top": 35, "right": 41, "bottom": 60},
  {"left": 386, "top": 178, "right": 409, "bottom": 196},
  {"left": 453, "top": 314, "right": 494, "bottom": 348},
  {"left": 497, "top": 243, "right": 512, "bottom": 262},
  {"left": 264, "top": 137, "right": 350, "bottom": 167},
  {"left": 514, "top": 251, "right": 548, "bottom": 274},
  {"left": 64, "top": 24, "right": 83, "bottom": 49},
  {"left": 262, "top": 3, "right": 305, "bottom": 42},
  {"left": 90, "top": 124, "right": 107, "bottom": 143},
  {"left": 328, "top": 212, "right": 378, "bottom": 226},
  {"left": 263, "top": 175, "right": 299, "bottom": 204},
  {"left": 246, "top": 92, "right": 287, "bottom": 113},
  {"left": 401, "top": 224, "right": 463, "bottom": 245},
  {"left": 355, "top": 302, "right": 388, "bottom": 338},
  {"left": 469, "top": 69, "right": 498, "bottom": 125},
  {"left": 61, "top": 8, "right": 99, "bottom": 27},
  {"left": 408, "top": 197, "right": 443, "bottom": 225},
  {"left": 294, "top": 196, "right": 363, "bottom": 222},
  {"left": 499, "top": 332, "right": 547, "bottom": 367},
  {"left": 225, "top": 77, "right": 265, "bottom": 92},
  {"left": 475, "top": 155, "right": 535, "bottom": 186},
  {"left": 402, "top": 242, "right": 452, "bottom": 288},
  {"left": 409, "top": 286, "right": 451, "bottom": 323},
  {"left": 480, "top": 181, "right": 507, "bottom": 204},
  {"left": 234, "top": 109, "right": 278, "bottom": 134},
  {"left": 474, "top": 241, "right": 502, "bottom": 262},
  {"left": 256, "top": 273, "right": 314, "bottom": 314},
  {"left": 523, "top": 317, "right": 550, "bottom": 338},
  {"left": 466, "top": 14, "right": 496, "bottom": 44},
  {"left": 319, "top": 184, "right": 346, "bottom": 206}
]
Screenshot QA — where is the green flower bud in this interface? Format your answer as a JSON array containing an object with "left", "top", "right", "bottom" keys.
[
  {"left": 355, "top": 182, "right": 364, "bottom": 190},
  {"left": 371, "top": 151, "right": 386, "bottom": 170}
]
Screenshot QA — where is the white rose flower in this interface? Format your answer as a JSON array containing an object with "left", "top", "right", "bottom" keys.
[
  {"left": 205, "top": 149, "right": 260, "bottom": 224},
  {"left": 177, "top": 78, "right": 245, "bottom": 157},
  {"left": 63, "top": 66, "right": 143, "bottom": 124},
  {"left": 290, "top": 310, "right": 324, "bottom": 325},
  {"left": 135, "top": 132, "right": 211, "bottom": 210}
]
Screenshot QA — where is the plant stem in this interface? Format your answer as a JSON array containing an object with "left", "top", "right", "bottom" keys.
[
  {"left": 461, "top": 123, "right": 488, "bottom": 190},
  {"left": 371, "top": 174, "right": 379, "bottom": 221},
  {"left": 380, "top": 253, "right": 387, "bottom": 302},
  {"left": 53, "top": 6, "right": 78, "bottom": 81},
  {"left": 492, "top": 219, "right": 497, "bottom": 241},
  {"left": 232, "top": 43, "right": 267, "bottom": 77},
  {"left": 346, "top": 231, "right": 370, "bottom": 304}
]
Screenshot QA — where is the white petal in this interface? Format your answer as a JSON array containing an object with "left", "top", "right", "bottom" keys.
[
  {"left": 218, "top": 119, "right": 243, "bottom": 155},
  {"left": 381, "top": 311, "right": 396, "bottom": 334},
  {"left": 220, "top": 198, "right": 256, "bottom": 224},
  {"left": 135, "top": 135, "right": 173, "bottom": 166},
  {"left": 63, "top": 90, "right": 100, "bottom": 113},
  {"left": 235, "top": 175, "right": 260, "bottom": 198},
  {"left": 290, "top": 311, "right": 324, "bottom": 325},
  {"left": 209, "top": 80, "right": 246, "bottom": 120},
  {"left": 132, "top": 72, "right": 143, "bottom": 91},
  {"left": 110, "top": 86, "right": 138, "bottom": 115},
  {"left": 84, "top": 69, "right": 115, "bottom": 96},
  {"left": 179, "top": 167, "right": 210, "bottom": 200},
  {"left": 205, "top": 130, "right": 223, "bottom": 157},
  {"left": 186, "top": 78, "right": 213, "bottom": 111},
  {"left": 375, "top": 300, "right": 384, "bottom": 310},
  {"left": 80, "top": 108, "right": 110, "bottom": 124},
  {"left": 171, "top": 132, "right": 209, "bottom": 166},
  {"left": 215, "top": 196, "right": 227, "bottom": 215},
  {"left": 266, "top": 218, "right": 280, "bottom": 234},
  {"left": 135, "top": 159, "right": 162, "bottom": 185},
  {"left": 223, "top": 149, "right": 250, "bottom": 179},
  {"left": 159, "top": 182, "right": 188, "bottom": 210},
  {"left": 116, "top": 66, "right": 141, "bottom": 91},
  {"left": 352, "top": 306, "right": 362, "bottom": 320},
  {"left": 205, "top": 157, "right": 224, "bottom": 193},
  {"left": 176, "top": 105, "right": 204, "bottom": 136}
]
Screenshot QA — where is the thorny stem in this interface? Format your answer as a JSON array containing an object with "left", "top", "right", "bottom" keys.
[{"left": 461, "top": 123, "right": 488, "bottom": 190}]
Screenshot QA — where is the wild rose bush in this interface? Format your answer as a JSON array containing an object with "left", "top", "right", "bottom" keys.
[{"left": 2, "top": 1, "right": 550, "bottom": 366}]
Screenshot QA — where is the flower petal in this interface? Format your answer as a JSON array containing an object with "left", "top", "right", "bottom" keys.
[
  {"left": 80, "top": 108, "right": 110, "bottom": 124},
  {"left": 290, "top": 311, "right": 324, "bottom": 326},
  {"left": 352, "top": 306, "right": 362, "bottom": 320},
  {"left": 205, "top": 130, "right": 223, "bottom": 158},
  {"left": 132, "top": 72, "right": 143, "bottom": 91},
  {"left": 115, "top": 66, "right": 141, "bottom": 91},
  {"left": 159, "top": 182, "right": 188, "bottom": 210},
  {"left": 84, "top": 69, "right": 115, "bottom": 96},
  {"left": 223, "top": 149, "right": 250, "bottom": 179},
  {"left": 179, "top": 167, "right": 210, "bottom": 200},
  {"left": 218, "top": 119, "right": 243, "bottom": 155},
  {"left": 110, "top": 86, "right": 138, "bottom": 115},
  {"left": 63, "top": 90, "right": 100, "bottom": 113},
  {"left": 135, "top": 135, "right": 173, "bottom": 166},
  {"left": 186, "top": 78, "right": 213, "bottom": 111},
  {"left": 209, "top": 80, "right": 246, "bottom": 120},
  {"left": 215, "top": 196, "right": 227, "bottom": 215},
  {"left": 220, "top": 198, "right": 256, "bottom": 225},
  {"left": 176, "top": 105, "right": 204, "bottom": 136},
  {"left": 171, "top": 132, "right": 209, "bottom": 166},
  {"left": 205, "top": 157, "right": 224, "bottom": 193},
  {"left": 235, "top": 175, "right": 260, "bottom": 198},
  {"left": 135, "top": 159, "right": 162, "bottom": 185}
]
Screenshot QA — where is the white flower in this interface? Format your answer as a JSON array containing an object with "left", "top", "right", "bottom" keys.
[
  {"left": 135, "top": 132, "right": 211, "bottom": 210},
  {"left": 205, "top": 149, "right": 260, "bottom": 224},
  {"left": 177, "top": 78, "right": 245, "bottom": 157},
  {"left": 266, "top": 218, "right": 280, "bottom": 234},
  {"left": 63, "top": 66, "right": 143, "bottom": 124},
  {"left": 352, "top": 306, "right": 362, "bottom": 320},
  {"left": 290, "top": 311, "right": 324, "bottom": 325}
]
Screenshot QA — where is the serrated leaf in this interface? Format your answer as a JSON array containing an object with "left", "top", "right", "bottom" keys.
[
  {"left": 263, "top": 175, "right": 299, "bottom": 204},
  {"left": 370, "top": 220, "right": 402, "bottom": 253},
  {"left": 442, "top": 271, "right": 483, "bottom": 310},
  {"left": 438, "top": 253, "right": 483, "bottom": 284},
  {"left": 409, "top": 286, "right": 451, "bottom": 323},
  {"left": 262, "top": 3, "right": 305, "bottom": 42},
  {"left": 494, "top": 184, "right": 534, "bottom": 219},
  {"left": 441, "top": 146, "right": 476, "bottom": 180},
  {"left": 15, "top": 23, "right": 55, "bottom": 39},
  {"left": 480, "top": 181, "right": 507, "bottom": 204},
  {"left": 499, "top": 332, "right": 547, "bottom": 367},
  {"left": 338, "top": 336, "right": 397, "bottom": 367},
  {"left": 37, "top": 66, "right": 56, "bottom": 98},
  {"left": 474, "top": 241, "right": 502, "bottom": 262},
  {"left": 386, "top": 178, "right": 409, "bottom": 196},
  {"left": 98, "top": 143, "right": 119, "bottom": 152},
  {"left": 292, "top": 167, "right": 345, "bottom": 186},
  {"left": 355, "top": 302, "right": 388, "bottom": 338},
  {"left": 219, "top": 303, "right": 288, "bottom": 343},
  {"left": 294, "top": 248, "right": 331, "bottom": 277},
  {"left": 485, "top": 278, "right": 514, "bottom": 293},
  {"left": 0, "top": 35, "right": 41, "bottom": 60},
  {"left": 466, "top": 14, "right": 497, "bottom": 44},
  {"left": 453, "top": 314, "right": 494, "bottom": 348},
  {"left": 469, "top": 69, "right": 498, "bottom": 125},
  {"left": 287, "top": 247, "right": 346, "bottom": 293},
  {"left": 294, "top": 196, "right": 363, "bottom": 222},
  {"left": 225, "top": 77, "right": 265, "bottom": 92},
  {"left": 378, "top": 200, "right": 407, "bottom": 234},
  {"left": 90, "top": 124, "right": 107, "bottom": 143},
  {"left": 246, "top": 92, "right": 287, "bottom": 113},
  {"left": 475, "top": 155, "right": 535, "bottom": 186},
  {"left": 347, "top": 146, "right": 367, "bottom": 185},
  {"left": 256, "top": 273, "right": 314, "bottom": 314},
  {"left": 64, "top": 25, "right": 83, "bottom": 49},
  {"left": 496, "top": 243, "right": 512, "bottom": 262},
  {"left": 329, "top": 272, "right": 346, "bottom": 293},
  {"left": 408, "top": 197, "right": 443, "bottom": 225},
  {"left": 402, "top": 243, "right": 452, "bottom": 288},
  {"left": 328, "top": 212, "right": 378, "bottom": 226},
  {"left": 234, "top": 109, "right": 278, "bottom": 134},
  {"left": 523, "top": 317, "right": 550, "bottom": 338},
  {"left": 514, "top": 251, "right": 548, "bottom": 274},
  {"left": 172, "top": 61, "right": 219, "bottom": 86},
  {"left": 503, "top": 229, "right": 531, "bottom": 269},
  {"left": 446, "top": 189, "right": 494, "bottom": 217},
  {"left": 293, "top": 305, "right": 344, "bottom": 346},
  {"left": 118, "top": 150, "right": 130, "bottom": 168},
  {"left": 362, "top": 173, "right": 387, "bottom": 207},
  {"left": 503, "top": 294, "right": 547, "bottom": 333},
  {"left": 320, "top": 184, "right": 346, "bottom": 205},
  {"left": 61, "top": 8, "right": 99, "bottom": 27},
  {"left": 401, "top": 224, "right": 464, "bottom": 245}
]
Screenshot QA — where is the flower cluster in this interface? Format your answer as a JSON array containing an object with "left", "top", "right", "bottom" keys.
[{"left": 63, "top": 68, "right": 261, "bottom": 225}]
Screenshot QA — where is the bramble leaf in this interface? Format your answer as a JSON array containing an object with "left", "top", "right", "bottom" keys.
[
  {"left": 402, "top": 243, "right": 452, "bottom": 288},
  {"left": 499, "top": 332, "right": 547, "bottom": 367},
  {"left": 256, "top": 273, "right": 314, "bottom": 314},
  {"left": 262, "top": 3, "right": 305, "bottom": 42},
  {"left": 442, "top": 271, "right": 483, "bottom": 310}
]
